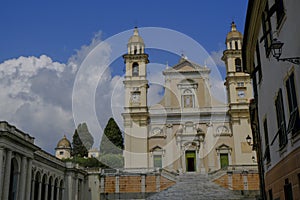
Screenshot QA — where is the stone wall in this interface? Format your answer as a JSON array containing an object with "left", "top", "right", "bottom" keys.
[
  {"left": 99, "top": 171, "right": 176, "bottom": 199},
  {"left": 213, "top": 172, "right": 259, "bottom": 191}
]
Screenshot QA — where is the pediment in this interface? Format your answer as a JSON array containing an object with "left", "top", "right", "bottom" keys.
[
  {"left": 216, "top": 143, "right": 232, "bottom": 150},
  {"left": 163, "top": 58, "right": 210, "bottom": 74}
]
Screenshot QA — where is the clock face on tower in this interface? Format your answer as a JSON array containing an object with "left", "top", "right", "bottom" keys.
[
  {"left": 238, "top": 90, "right": 245, "bottom": 98},
  {"left": 131, "top": 92, "right": 140, "bottom": 103}
]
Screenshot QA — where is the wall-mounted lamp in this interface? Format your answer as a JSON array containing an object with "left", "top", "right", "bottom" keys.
[
  {"left": 252, "top": 156, "right": 256, "bottom": 163},
  {"left": 246, "top": 135, "right": 252, "bottom": 146},
  {"left": 197, "top": 131, "right": 205, "bottom": 142},
  {"left": 270, "top": 38, "right": 300, "bottom": 65}
]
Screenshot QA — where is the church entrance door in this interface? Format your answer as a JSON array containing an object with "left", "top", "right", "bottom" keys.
[{"left": 185, "top": 151, "right": 196, "bottom": 172}]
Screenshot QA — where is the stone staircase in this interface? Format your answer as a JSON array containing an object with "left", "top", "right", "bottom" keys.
[{"left": 147, "top": 173, "right": 256, "bottom": 200}]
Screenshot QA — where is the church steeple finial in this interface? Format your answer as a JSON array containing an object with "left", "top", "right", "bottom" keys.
[
  {"left": 127, "top": 27, "right": 145, "bottom": 54},
  {"left": 231, "top": 21, "right": 237, "bottom": 32},
  {"left": 133, "top": 26, "right": 139, "bottom": 36}
]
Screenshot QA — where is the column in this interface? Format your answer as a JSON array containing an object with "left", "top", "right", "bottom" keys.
[
  {"left": 18, "top": 156, "right": 28, "bottom": 200},
  {"left": 56, "top": 185, "right": 60, "bottom": 200},
  {"left": 31, "top": 179, "right": 35, "bottom": 200},
  {"left": 61, "top": 187, "right": 66, "bottom": 200},
  {"left": 44, "top": 182, "right": 48, "bottom": 200},
  {"left": 217, "top": 152, "right": 221, "bottom": 169},
  {"left": 50, "top": 184, "right": 54, "bottom": 200},
  {"left": 243, "top": 172, "right": 248, "bottom": 190},
  {"left": 196, "top": 149, "right": 200, "bottom": 173},
  {"left": 181, "top": 149, "right": 186, "bottom": 173},
  {"left": 0, "top": 147, "right": 5, "bottom": 198},
  {"left": 80, "top": 180, "right": 84, "bottom": 200},
  {"left": 37, "top": 180, "right": 42, "bottom": 200},
  {"left": 100, "top": 176, "right": 105, "bottom": 193},
  {"left": 115, "top": 175, "right": 119, "bottom": 193},
  {"left": 74, "top": 177, "right": 78, "bottom": 200},
  {"left": 227, "top": 172, "right": 233, "bottom": 190},
  {"left": 228, "top": 152, "right": 232, "bottom": 165},
  {"left": 26, "top": 159, "right": 32, "bottom": 200},
  {"left": 155, "top": 174, "right": 160, "bottom": 192},
  {"left": 199, "top": 142, "right": 206, "bottom": 174},
  {"left": 3, "top": 149, "right": 12, "bottom": 200},
  {"left": 141, "top": 174, "right": 146, "bottom": 195}
]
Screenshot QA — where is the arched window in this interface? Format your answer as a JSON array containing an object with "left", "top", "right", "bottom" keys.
[
  {"left": 132, "top": 62, "right": 139, "bottom": 76},
  {"left": 134, "top": 46, "right": 137, "bottom": 54},
  {"left": 48, "top": 177, "right": 53, "bottom": 200},
  {"left": 9, "top": 158, "right": 19, "bottom": 200},
  {"left": 235, "top": 41, "right": 239, "bottom": 50},
  {"left": 235, "top": 58, "right": 242, "bottom": 72},
  {"left": 182, "top": 89, "right": 194, "bottom": 108},
  {"left": 34, "top": 172, "right": 41, "bottom": 200},
  {"left": 41, "top": 174, "right": 47, "bottom": 199}
]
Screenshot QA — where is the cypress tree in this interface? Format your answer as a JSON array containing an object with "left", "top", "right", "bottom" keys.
[
  {"left": 72, "top": 129, "right": 88, "bottom": 157},
  {"left": 100, "top": 118, "right": 124, "bottom": 155}
]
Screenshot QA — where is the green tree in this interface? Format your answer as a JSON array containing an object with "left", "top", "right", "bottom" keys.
[
  {"left": 72, "top": 129, "right": 88, "bottom": 157},
  {"left": 99, "top": 154, "right": 124, "bottom": 168},
  {"left": 100, "top": 118, "right": 124, "bottom": 155}
]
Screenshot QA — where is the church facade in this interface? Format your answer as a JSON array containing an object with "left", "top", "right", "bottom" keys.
[{"left": 123, "top": 24, "right": 256, "bottom": 174}]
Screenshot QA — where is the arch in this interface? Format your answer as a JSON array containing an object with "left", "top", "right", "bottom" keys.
[
  {"left": 182, "top": 89, "right": 194, "bottom": 108},
  {"left": 183, "top": 141, "right": 198, "bottom": 150},
  {"left": 235, "top": 41, "right": 239, "bottom": 50},
  {"left": 53, "top": 178, "right": 59, "bottom": 200},
  {"left": 134, "top": 46, "right": 137, "bottom": 54},
  {"left": 9, "top": 158, "right": 19, "bottom": 200},
  {"left": 132, "top": 62, "right": 139, "bottom": 76},
  {"left": 215, "top": 125, "right": 231, "bottom": 136},
  {"left": 151, "top": 127, "right": 162, "bottom": 135},
  {"left": 235, "top": 58, "right": 242, "bottom": 72},
  {"left": 34, "top": 171, "right": 41, "bottom": 200},
  {"left": 41, "top": 174, "right": 47, "bottom": 200}
]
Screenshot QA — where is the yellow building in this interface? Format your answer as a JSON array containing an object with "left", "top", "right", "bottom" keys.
[{"left": 123, "top": 25, "right": 256, "bottom": 174}]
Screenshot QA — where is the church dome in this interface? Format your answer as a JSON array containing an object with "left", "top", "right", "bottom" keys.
[
  {"left": 56, "top": 135, "right": 71, "bottom": 148},
  {"left": 128, "top": 27, "right": 144, "bottom": 44},
  {"left": 226, "top": 22, "right": 243, "bottom": 42}
]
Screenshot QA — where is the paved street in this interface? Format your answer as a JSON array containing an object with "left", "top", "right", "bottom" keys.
[{"left": 147, "top": 174, "right": 256, "bottom": 200}]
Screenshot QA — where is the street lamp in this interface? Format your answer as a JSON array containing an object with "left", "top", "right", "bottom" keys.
[{"left": 270, "top": 38, "right": 300, "bottom": 65}]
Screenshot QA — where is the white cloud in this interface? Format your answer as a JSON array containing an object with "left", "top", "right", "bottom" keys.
[
  {"left": 206, "top": 49, "right": 225, "bottom": 68},
  {"left": 0, "top": 31, "right": 109, "bottom": 153},
  {"left": 0, "top": 28, "right": 228, "bottom": 154}
]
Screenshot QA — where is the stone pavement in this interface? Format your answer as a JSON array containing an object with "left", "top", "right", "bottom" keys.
[{"left": 147, "top": 173, "right": 256, "bottom": 200}]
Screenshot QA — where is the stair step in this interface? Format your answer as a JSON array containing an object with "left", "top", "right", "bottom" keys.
[{"left": 147, "top": 174, "right": 256, "bottom": 200}]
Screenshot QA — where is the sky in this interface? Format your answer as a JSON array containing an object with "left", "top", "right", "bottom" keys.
[{"left": 0, "top": 0, "right": 248, "bottom": 153}]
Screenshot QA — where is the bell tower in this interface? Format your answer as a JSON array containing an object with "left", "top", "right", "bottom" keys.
[
  {"left": 122, "top": 27, "right": 149, "bottom": 168},
  {"left": 222, "top": 22, "right": 255, "bottom": 165}
]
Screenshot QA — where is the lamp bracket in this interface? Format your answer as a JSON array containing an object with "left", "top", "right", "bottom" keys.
[{"left": 277, "top": 57, "right": 300, "bottom": 65}]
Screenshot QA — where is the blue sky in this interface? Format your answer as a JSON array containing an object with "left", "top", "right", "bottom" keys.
[
  {"left": 0, "top": 0, "right": 249, "bottom": 152},
  {"left": 0, "top": 0, "right": 247, "bottom": 63}
]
